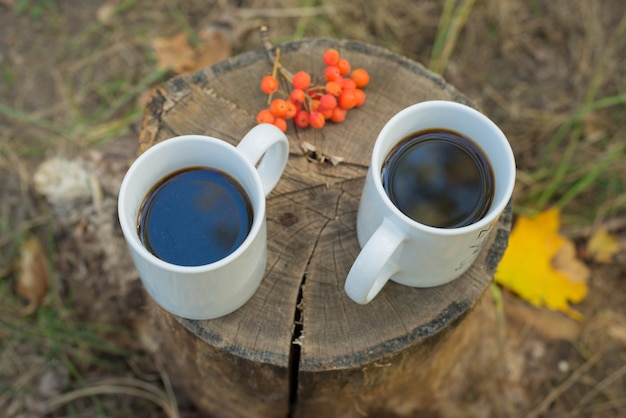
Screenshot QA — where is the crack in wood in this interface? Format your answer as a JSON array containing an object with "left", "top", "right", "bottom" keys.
[{"left": 287, "top": 189, "right": 343, "bottom": 417}]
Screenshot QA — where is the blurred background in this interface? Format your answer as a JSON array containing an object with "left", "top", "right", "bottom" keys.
[{"left": 1, "top": 0, "right": 625, "bottom": 417}]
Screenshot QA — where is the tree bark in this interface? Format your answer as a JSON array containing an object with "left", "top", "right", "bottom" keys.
[{"left": 139, "top": 38, "right": 512, "bottom": 418}]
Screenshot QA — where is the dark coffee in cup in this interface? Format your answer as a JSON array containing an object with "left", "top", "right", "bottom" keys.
[
  {"left": 381, "top": 129, "right": 494, "bottom": 228},
  {"left": 137, "top": 166, "right": 253, "bottom": 266}
]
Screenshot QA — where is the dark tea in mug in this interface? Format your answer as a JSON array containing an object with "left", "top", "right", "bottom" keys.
[
  {"left": 381, "top": 129, "right": 494, "bottom": 228},
  {"left": 137, "top": 167, "right": 254, "bottom": 266}
]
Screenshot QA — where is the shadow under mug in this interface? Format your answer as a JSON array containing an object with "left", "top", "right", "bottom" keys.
[
  {"left": 345, "top": 101, "right": 516, "bottom": 304},
  {"left": 118, "top": 124, "right": 289, "bottom": 319}
]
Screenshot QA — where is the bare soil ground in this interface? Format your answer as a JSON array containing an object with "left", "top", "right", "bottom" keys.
[{"left": 1, "top": 0, "right": 625, "bottom": 417}]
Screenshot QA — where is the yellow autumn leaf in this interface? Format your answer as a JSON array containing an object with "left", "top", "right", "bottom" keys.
[
  {"left": 587, "top": 226, "right": 621, "bottom": 263},
  {"left": 495, "top": 208, "right": 589, "bottom": 320}
]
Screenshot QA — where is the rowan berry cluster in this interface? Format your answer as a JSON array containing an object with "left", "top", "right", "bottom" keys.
[{"left": 256, "top": 48, "right": 370, "bottom": 132}]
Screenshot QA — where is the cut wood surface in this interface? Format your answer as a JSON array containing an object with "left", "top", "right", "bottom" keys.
[{"left": 139, "top": 38, "right": 512, "bottom": 418}]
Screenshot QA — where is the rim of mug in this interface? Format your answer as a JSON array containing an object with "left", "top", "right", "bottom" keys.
[
  {"left": 117, "top": 135, "right": 266, "bottom": 273},
  {"left": 370, "top": 100, "right": 516, "bottom": 235}
]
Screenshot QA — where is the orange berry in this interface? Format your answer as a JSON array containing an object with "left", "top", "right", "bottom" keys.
[
  {"left": 353, "top": 89, "right": 366, "bottom": 107},
  {"left": 309, "top": 111, "right": 325, "bottom": 129},
  {"left": 292, "top": 71, "right": 311, "bottom": 90},
  {"left": 341, "top": 77, "right": 357, "bottom": 90},
  {"left": 256, "top": 109, "right": 275, "bottom": 124},
  {"left": 260, "top": 75, "right": 279, "bottom": 94},
  {"left": 338, "top": 89, "right": 357, "bottom": 109},
  {"left": 321, "top": 107, "right": 334, "bottom": 119},
  {"left": 337, "top": 58, "right": 351, "bottom": 76},
  {"left": 322, "top": 48, "right": 340, "bottom": 66},
  {"left": 325, "top": 81, "right": 342, "bottom": 96},
  {"left": 350, "top": 68, "right": 370, "bottom": 88},
  {"left": 290, "top": 88, "right": 306, "bottom": 104},
  {"left": 284, "top": 100, "right": 297, "bottom": 119},
  {"left": 270, "top": 98, "right": 289, "bottom": 117},
  {"left": 319, "top": 93, "right": 337, "bottom": 110},
  {"left": 295, "top": 110, "right": 310, "bottom": 128},
  {"left": 273, "top": 117, "right": 287, "bottom": 132},
  {"left": 324, "top": 66, "right": 342, "bottom": 81},
  {"left": 330, "top": 106, "right": 347, "bottom": 123}
]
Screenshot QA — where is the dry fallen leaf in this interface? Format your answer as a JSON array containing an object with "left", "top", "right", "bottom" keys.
[
  {"left": 300, "top": 141, "right": 344, "bottom": 165},
  {"left": 152, "top": 32, "right": 195, "bottom": 74},
  {"left": 96, "top": 0, "right": 117, "bottom": 24},
  {"left": 152, "top": 27, "right": 231, "bottom": 75},
  {"left": 552, "top": 239, "right": 590, "bottom": 284},
  {"left": 587, "top": 226, "right": 621, "bottom": 263},
  {"left": 16, "top": 236, "right": 50, "bottom": 315},
  {"left": 495, "top": 208, "right": 589, "bottom": 320},
  {"left": 609, "top": 322, "right": 626, "bottom": 345},
  {"left": 33, "top": 157, "right": 94, "bottom": 205}
]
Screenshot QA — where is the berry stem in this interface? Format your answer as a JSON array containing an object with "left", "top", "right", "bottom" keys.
[
  {"left": 267, "top": 47, "right": 281, "bottom": 105},
  {"left": 260, "top": 25, "right": 294, "bottom": 79},
  {"left": 272, "top": 48, "right": 280, "bottom": 79}
]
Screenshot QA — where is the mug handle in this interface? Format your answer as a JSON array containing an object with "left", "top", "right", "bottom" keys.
[
  {"left": 237, "top": 123, "right": 289, "bottom": 195},
  {"left": 345, "top": 218, "right": 406, "bottom": 304}
]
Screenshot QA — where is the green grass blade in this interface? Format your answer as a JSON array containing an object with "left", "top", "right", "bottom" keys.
[
  {"left": 545, "top": 93, "right": 626, "bottom": 159},
  {"left": 88, "top": 68, "right": 167, "bottom": 124},
  {"left": 429, "top": 0, "right": 476, "bottom": 74},
  {"left": 0, "top": 103, "right": 64, "bottom": 135},
  {"left": 430, "top": 0, "right": 456, "bottom": 72},
  {"left": 536, "top": 93, "right": 626, "bottom": 208},
  {"left": 555, "top": 141, "right": 626, "bottom": 209}
]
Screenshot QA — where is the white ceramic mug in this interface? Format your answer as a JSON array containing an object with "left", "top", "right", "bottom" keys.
[
  {"left": 345, "top": 101, "right": 516, "bottom": 304},
  {"left": 118, "top": 124, "right": 289, "bottom": 319}
]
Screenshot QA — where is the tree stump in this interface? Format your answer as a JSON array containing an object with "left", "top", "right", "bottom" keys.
[{"left": 138, "top": 38, "right": 512, "bottom": 418}]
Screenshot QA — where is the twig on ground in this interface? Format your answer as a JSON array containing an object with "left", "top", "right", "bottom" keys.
[
  {"left": 237, "top": 5, "right": 334, "bottom": 20},
  {"left": 524, "top": 347, "right": 607, "bottom": 418},
  {"left": 567, "top": 363, "right": 626, "bottom": 416},
  {"left": 42, "top": 377, "right": 180, "bottom": 418}
]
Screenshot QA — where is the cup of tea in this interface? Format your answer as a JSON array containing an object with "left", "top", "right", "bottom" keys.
[
  {"left": 118, "top": 124, "right": 289, "bottom": 319},
  {"left": 345, "top": 100, "right": 515, "bottom": 304}
]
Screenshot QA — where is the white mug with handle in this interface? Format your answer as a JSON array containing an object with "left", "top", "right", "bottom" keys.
[
  {"left": 118, "top": 124, "right": 289, "bottom": 319},
  {"left": 345, "top": 101, "right": 515, "bottom": 304}
]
